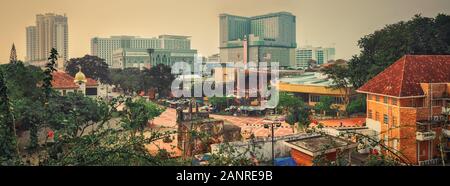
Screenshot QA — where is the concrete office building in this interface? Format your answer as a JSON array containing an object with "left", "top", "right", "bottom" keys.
[
  {"left": 206, "top": 53, "right": 220, "bottom": 62},
  {"left": 111, "top": 48, "right": 197, "bottom": 69},
  {"left": 26, "top": 13, "right": 68, "bottom": 69},
  {"left": 219, "top": 12, "right": 297, "bottom": 68},
  {"left": 91, "top": 35, "right": 194, "bottom": 66},
  {"left": 278, "top": 72, "right": 355, "bottom": 111},
  {"left": 295, "top": 46, "right": 335, "bottom": 68}
]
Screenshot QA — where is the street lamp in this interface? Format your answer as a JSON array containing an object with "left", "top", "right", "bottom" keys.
[{"left": 264, "top": 122, "right": 282, "bottom": 166}]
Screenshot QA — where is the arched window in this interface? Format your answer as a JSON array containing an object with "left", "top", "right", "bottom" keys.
[
  {"left": 156, "top": 55, "right": 160, "bottom": 64},
  {"left": 162, "top": 55, "right": 167, "bottom": 63}
]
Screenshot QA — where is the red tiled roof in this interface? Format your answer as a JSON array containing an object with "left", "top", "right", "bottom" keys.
[
  {"left": 357, "top": 55, "right": 450, "bottom": 97},
  {"left": 51, "top": 71, "right": 98, "bottom": 89},
  {"left": 86, "top": 78, "right": 98, "bottom": 87}
]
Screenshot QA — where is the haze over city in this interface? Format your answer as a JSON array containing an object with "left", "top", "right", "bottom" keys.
[
  {"left": 0, "top": 0, "right": 449, "bottom": 63},
  {"left": 1, "top": 0, "right": 450, "bottom": 172}
]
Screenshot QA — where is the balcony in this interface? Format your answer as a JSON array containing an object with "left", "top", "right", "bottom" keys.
[
  {"left": 443, "top": 107, "right": 450, "bottom": 114},
  {"left": 416, "top": 131, "right": 436, "bottom": 141},
  {"left": 418, "top": 158, "right": 441, "bottom": 166},
  {"left": 443, "top": 129, "right": 450, "bottom": 137}
]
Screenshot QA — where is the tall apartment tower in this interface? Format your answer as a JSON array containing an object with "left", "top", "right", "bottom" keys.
[{"left": 26, "top": 13, "right": 68, "bottom": 68}]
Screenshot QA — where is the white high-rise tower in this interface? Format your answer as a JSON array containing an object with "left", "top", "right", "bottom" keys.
[{"left": 26, "top": 13, "right": 68, "bottom": 69}]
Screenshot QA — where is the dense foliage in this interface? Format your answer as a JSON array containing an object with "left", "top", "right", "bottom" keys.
[
  {"left": 109, "top": 64, "right": 174, "bottom": 97},
  {"left": 209, "top": 96, "right": 233, "bottom": 112},
  {"left": 0, "top": 70, "right": 19, "bottom": 163},
  {"left": 0, "top": 49, "right": 182, "bottom": 166},
  {"left": 347, "top": 14, "right": 450, "bottom": 88},
  {"left": 278, "top": 92, "right": 311, "bottom": 131},
  {"left": 65, "top": 55, "right": 111, "bottom": 84}
]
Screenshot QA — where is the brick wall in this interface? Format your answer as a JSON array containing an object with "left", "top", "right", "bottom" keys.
[
  {"left": 399, "top": 108, "right": 418, "bottom": 164},
  {"left": 366, "top": 93, "right": 446, "bottom": 164},
  {"left": 290, "top": 149, "right": 313, "bottom": 166},
  {"left": 290, "top": 149, "right": 338, "bottom": 166}
]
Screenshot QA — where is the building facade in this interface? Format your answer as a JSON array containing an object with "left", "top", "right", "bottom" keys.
[
  {"left": 206, "top": 53, "right": 220, "bottom": 62},
  {"left": 26, "top": 13, "right": 68, "bottom": 69},
  {"left": 219, "top": 12, "right": 297, "bottom": 68},
  {"left": 91, "top": 35, "right": 194, "bottom": 66},
  {"left": 111, "top": 48, "right": 197, "bottom": 69},
  {"left": 51, "top": 71, "right": 98, "bottom": 97},
  {"left": 357, "top": 55, "right": 450, "bottom": 165},
  {"left": 295, "top": 46, "right": 335, "bottom": 68},
  {"left": 283, "top": 135, "right": 356, "bottom": 166},
  {"left": 279, "top": 72, "right": 354, "bottom": 111}
]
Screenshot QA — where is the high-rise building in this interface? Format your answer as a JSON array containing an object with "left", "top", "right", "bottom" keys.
[
  {"left": 219, "top": 12, "right": 297, "bottom": 68},
  {"left": 295, "top": 46, "right": 335, "bottom": 68},
  {"left": 26, "top": 26, "right": 37, "bottom": 62},
  {"left": 295, "top": 46, "right": 314, "bottom": 68},
  {"left": 317, "top": 47, "right": 335, "bottom": 65},
  {"left": 91, "top": 35, "right": 194, "bottom": 66},
  {"left": 26, "top": 13, "right": 68, "bottom": 68}
]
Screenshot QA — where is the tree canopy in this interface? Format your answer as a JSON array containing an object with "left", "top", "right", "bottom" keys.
[
  {"left": 141, "top": 64, "right": 175, "bottom": 98},
  {"left": 345, "top": 14, "right": 450, "bottom": 88},
  {"left": 109, "top": 64, "right": 175, "bottom": 97},
  {"left": 66, "top": 55, "right": 111, "bottom": 84}
]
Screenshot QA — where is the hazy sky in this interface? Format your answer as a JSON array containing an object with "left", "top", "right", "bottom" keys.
[{"left": 0, "top": 0, "right": 449, "bottom": 63}]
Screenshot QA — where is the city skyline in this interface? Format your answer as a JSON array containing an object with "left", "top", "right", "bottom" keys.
[{"left": 0, "top": 0, "right": 449, "bottom": 63}]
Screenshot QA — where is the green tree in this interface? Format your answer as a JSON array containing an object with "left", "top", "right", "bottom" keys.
[
  {"left": 111, "top": 68, "right": 142, "bottom": 95},
  {"left": 208, "top": 142, "right": 259, "bottom": 166},
  {"left": 0, "top": 62, "right": 43, "bottom": 100},
  {"left": 43, "top": 48, "right": 58, "bottom": 100},
  {"left": 0, "top": 62, "right": 44, "bottom": 150},
  {"left": 121, "top": 98, "right": 164, "bottom": 137},
  {"left": 209, "top": 96, "right": 232, "bottom": 112},
  {"left": 13, "top": 99, "right": 44, "bottom": 150},
  {"left": 109, "top": 64, "right": 174, "bottom": 97},
  {"left": 297, "top": 108, "right": 311, "bottom": 131},
  {"left": 321, "top": 63, "right": 352, "bottom": 115},
  {"left": 364, "top": 154, "right": 402, "bottom": 166},
  {"left": 0, "top": 70, "right": 19, "bottom": 163},
  {"left": 277, "top": 92, "right": 303, "bottom": 114},
  {"left": 314, "top": 96, "right": 333, "bottom": 116},
  {"left": 346, "top": 94, "right": 366, "bottom": 115},
  {"left": 44, "top": 97, "right": 173, "bottom": 166},
  {"left": 141, "top": 64, "right": 175, "bottom": 98},
  {"left": 46, "top": 92, "right": 110, "bottom": 138},
  {"left": 348, "top": 14, "right": 450, "bottom": 88},
  {"left": 278, "top": 92, "right": 310, "bottom": 132},
  {"left": 65, "top": 55, "right": 111, "bottom": 84}
]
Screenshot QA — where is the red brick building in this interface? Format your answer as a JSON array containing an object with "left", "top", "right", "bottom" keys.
[{"left": 357, "top": 55, "right": 450, "bottom": 165}]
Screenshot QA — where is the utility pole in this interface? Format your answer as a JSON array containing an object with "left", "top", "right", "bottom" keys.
[{"left": 265, "top": 122, "right": 281, "bottom": 166}]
